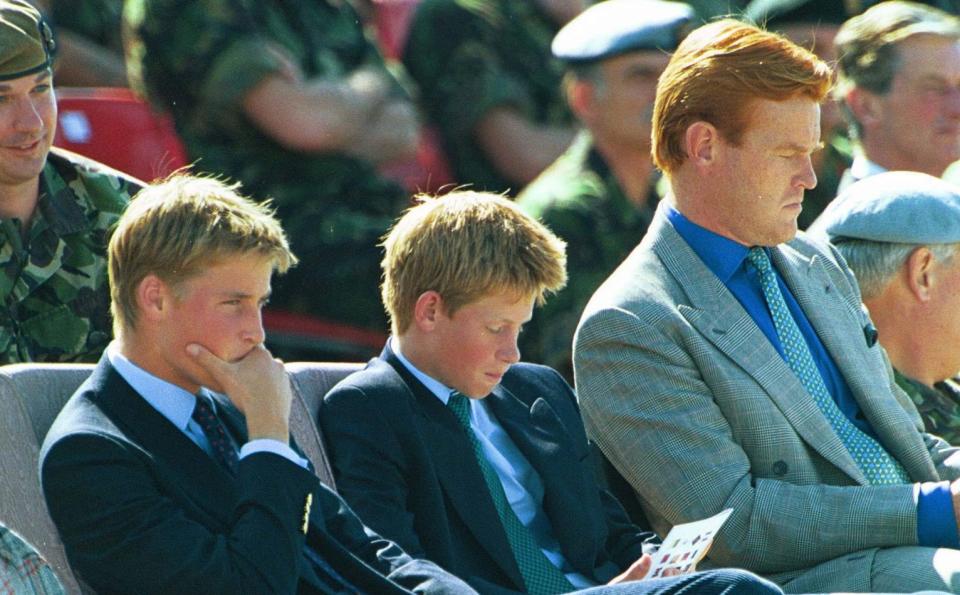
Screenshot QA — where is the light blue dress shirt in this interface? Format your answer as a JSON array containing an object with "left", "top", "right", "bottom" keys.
[
  {"left": 107, "top": 342, "right": 308, "bottom": 468},
  {"left": 666, "top": 206, "right": 958, "bottom": 549},
  {"left": 849, "top": 154, "right": 887, "bottom": 181},
  {"left": 392, "top": 340, "right": 596, "bottom": 588}
]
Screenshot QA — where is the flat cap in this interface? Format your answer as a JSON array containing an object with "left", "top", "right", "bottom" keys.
[
  {"left": 809, "top": 171, "right": 960, "bottom": 244},
  {"left": 552, "top": 0, "right": 694, "bottom": 63},
  {"left": 744, "top": 0, "right": 862, "bottom": 26},
  {"left": 0, "top": 0, "right": 54, "bottom": 82}
]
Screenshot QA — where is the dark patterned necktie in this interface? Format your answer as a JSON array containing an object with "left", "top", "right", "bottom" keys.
[
  {"left": 192, "top": 396, "right": 361, "bottom": 593},
  {"left": 192, "top": 391, "right": 239, "bottom": 475},
  {"left": 447, "top": 392, "right": 574, "bottom": 594}
]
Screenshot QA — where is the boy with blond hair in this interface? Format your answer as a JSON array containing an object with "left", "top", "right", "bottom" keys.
[
  {"left": 40, "top": 174, "right": 475, "bottom": 595},
  {"left": 321, "top": 190, "right": 778, "bottom": 595}
]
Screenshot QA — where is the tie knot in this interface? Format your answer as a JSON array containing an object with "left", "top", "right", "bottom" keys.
[
  {"left": 747, "top": 246, "right": 772, "bottom": 274},
  {"left": 191, "top": 390, "right": 239, "bottom": 475},
  {"left": 192, "top": 391, "right": 217, "bottom": 424},
  {"left": 447, "top": 391, "right": 471, "bottom": 427}
]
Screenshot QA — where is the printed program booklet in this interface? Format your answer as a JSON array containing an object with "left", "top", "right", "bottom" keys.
[{"left": 647, "top": 508, "right": 733, "bottom": 578}]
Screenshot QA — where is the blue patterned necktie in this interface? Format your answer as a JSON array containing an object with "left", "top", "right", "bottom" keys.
[
  {"left": 747, "top": 247, "right": 910, "bottom": 485},
  {"left": 447, "top": 392, "right": 574, "bottom": 595},
  {"left": 192, "top": 391, "right": 239, "bottom": 475}
]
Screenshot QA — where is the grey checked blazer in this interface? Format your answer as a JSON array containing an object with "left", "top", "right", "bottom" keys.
[{"left": 573, "top": 201, "right": 960, "bottom": 589}]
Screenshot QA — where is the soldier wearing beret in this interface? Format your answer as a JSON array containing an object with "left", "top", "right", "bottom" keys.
[
  {"left": 517, "top": 0, "right": 693, "bottom": 380},
  {"left": 124, "top": 0, "right": 419, "bottom": 332},
  {"left": 0, "top": 0, "right": 142, "bottom": 364},
  {"left": 403, "top": 0, "right": 581, "bottom": 195},
  {"left": 810, "top": 171, "right": 960, "bottom": 446}
]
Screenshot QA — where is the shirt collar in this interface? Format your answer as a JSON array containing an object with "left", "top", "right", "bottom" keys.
[
  {"left": 849, "top": 153, "right": 887, "bottom": 181},
  {"left": 390, "top": 337, "right": 455, "bottom": 404},
  {"left": 107, "top": 341, "right": 198, "bottom": 431},
  {"left": 665, "top": 204, "right": 750, "bottom": 283}
]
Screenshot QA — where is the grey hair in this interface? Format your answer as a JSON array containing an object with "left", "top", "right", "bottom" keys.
[{"left": 833, "top": 238, "right": 960, "bottom": 298}]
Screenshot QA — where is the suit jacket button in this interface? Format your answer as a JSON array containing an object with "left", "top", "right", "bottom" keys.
[{"left": 772, "top": 461, "right": 788, "bottom": 476}]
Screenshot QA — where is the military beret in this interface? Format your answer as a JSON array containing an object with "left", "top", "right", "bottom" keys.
[
  {"left": 808, "top": 171, "right": 960, "bottom": 244},
  {"left": 0, "top": 0, "right": 54, "bottom": 82},
  {"left": 744, "top": 0, "right": 862, "bottom": 25},
  {"left": 552, "top": 0, "right": 695, "bottom": 63}
]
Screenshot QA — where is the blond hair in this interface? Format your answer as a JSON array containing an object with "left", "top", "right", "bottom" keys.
[
  {"left": 381, "top": 190, "right": 567, "bottom": 335},
  {"left": 653, "top": 19, "right": 832, "bottom": 174},
  {"left": 109, "top": 174, "right": 296, "bottom": 334}
]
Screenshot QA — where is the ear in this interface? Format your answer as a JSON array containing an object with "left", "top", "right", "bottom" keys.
[
  {"left": 844, "top": 87, "right": 882, "bottom": 131},
  {"left": 684, "top": 121, "right": 719, "bottom": 167},
  {"left": 567, "top": 79, "right": 596, "bottom": 122},
  {"left": 904, "top": 247, "right": 935, "bottom": 303},
  {"left": 136, "top": 274, "right": 173, "bottom": 323},
  {"left": 412, "top": 290, "right": 445, "bottom": 332}
]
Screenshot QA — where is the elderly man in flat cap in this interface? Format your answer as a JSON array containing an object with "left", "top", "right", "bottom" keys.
[
  {"left": 834, "top": 1, "right": 960, "bottom": 190},
  {"left": 0, "top": 0, "right": 141, "bottom": 364},
  {"left": 518, "top": 0, "right": 693, "bottom": 380},
  {"left": 810, "top": 171, "right": 960, "bottom": 446}
]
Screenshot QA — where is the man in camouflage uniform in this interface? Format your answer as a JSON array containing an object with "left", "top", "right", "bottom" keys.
[
  {"left": 517, "top": 1, "right": 693, "bottom": 378},
  {"left": 810, "top": 171, "right": 960, "bottom": 446},
  {"left": 124, "top": 0, "right": 419, "bottom": 331},
  {"left": 0, "top": 0, "right": 140, "bottom": 364},
  {"left": 403, "top": 0, "right": 580, "bottom": 194}
]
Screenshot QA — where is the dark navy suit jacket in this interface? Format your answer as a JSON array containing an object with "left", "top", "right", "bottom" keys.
[
  {"left": 321, "top": 343, "right": 658, "bottom": 594},
  {"left": 40, "top": 355, "right": 476, "bottom": 595}
]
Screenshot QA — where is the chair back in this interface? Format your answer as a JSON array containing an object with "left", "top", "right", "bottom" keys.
[
  {"left": 0, "top": 360, "right": 362, "bottom": 593},
  {"left": 53, "top": 87, "right": 189, "bottom": 182}
]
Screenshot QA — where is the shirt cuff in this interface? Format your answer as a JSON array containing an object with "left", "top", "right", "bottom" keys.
[
  {"left": 916, "top": 481, "right": 960, "bottom": 548},
  {"left": 240, "top": 439, "right": 309, "bottom": 469}
]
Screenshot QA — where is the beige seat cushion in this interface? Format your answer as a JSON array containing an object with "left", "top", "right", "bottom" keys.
[{"left": 0, "top": 360, "right": 362, "bottom": 594}]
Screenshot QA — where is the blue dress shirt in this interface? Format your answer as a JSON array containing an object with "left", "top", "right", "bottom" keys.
[
  {"left": 666, "top": 207, "right": 957, "bottom": 549},
  {"left": 392, "top": 339, "right": 596, "bottom": 588},
  {"left": 107, "top": 342, "right": 308, "bottom": 468}
]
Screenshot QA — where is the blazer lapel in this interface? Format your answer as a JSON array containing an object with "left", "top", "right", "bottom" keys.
[
  {"left": 487, "top": 385, "right": 600, "bottom": 575},
  {"left": 381, "top": 347, "right": 524, "bottom": 586},
  {"left": 649, "top": 210, "right": 868, "bottom": 483},
  {"left": 772, "top": 245, "right": 937, "bottom": 481},
  {"left": 92, "top": 361, "right": 239, "bottom": 525}
]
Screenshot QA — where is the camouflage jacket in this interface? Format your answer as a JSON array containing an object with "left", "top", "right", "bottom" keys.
[
  {"left": 124, "top": 0, "right": 407, "bottom": 328},
  {"left": 0, "top": 149, "right": 139, "bottom": 364},
  {"left": 0, "top": 525, "right": 64, "bottom": 595},
  {"left": 403, "top": 0, "right": 572, "bottom": 194},
  {"left": 517, "top": 131, "right": 657, "bottom": 378},
  {"left": 895, "top": 369, "right": 960, "bottom": 446},
  {"left": 123, "top": 0, "right": 406, "bottom": 238}
]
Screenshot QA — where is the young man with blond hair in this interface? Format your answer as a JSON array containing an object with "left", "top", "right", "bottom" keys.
[
  {"left": 321, "top": 190, "right": 779, "bottom": 595},
  {"left": 575, "top": 17, "right": 960, "bottom": 593},
  {"left": 39, "top": 174, "right": 476, "bottom": 594}
]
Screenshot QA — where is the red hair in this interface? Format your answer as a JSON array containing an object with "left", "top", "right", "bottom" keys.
[{"left": 652, "top": 19, "right": 832, "bottom": 173}]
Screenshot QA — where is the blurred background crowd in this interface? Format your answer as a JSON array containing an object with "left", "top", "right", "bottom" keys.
[{"left": 21, "top": 0, "right": 960, "bottom": 378}]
